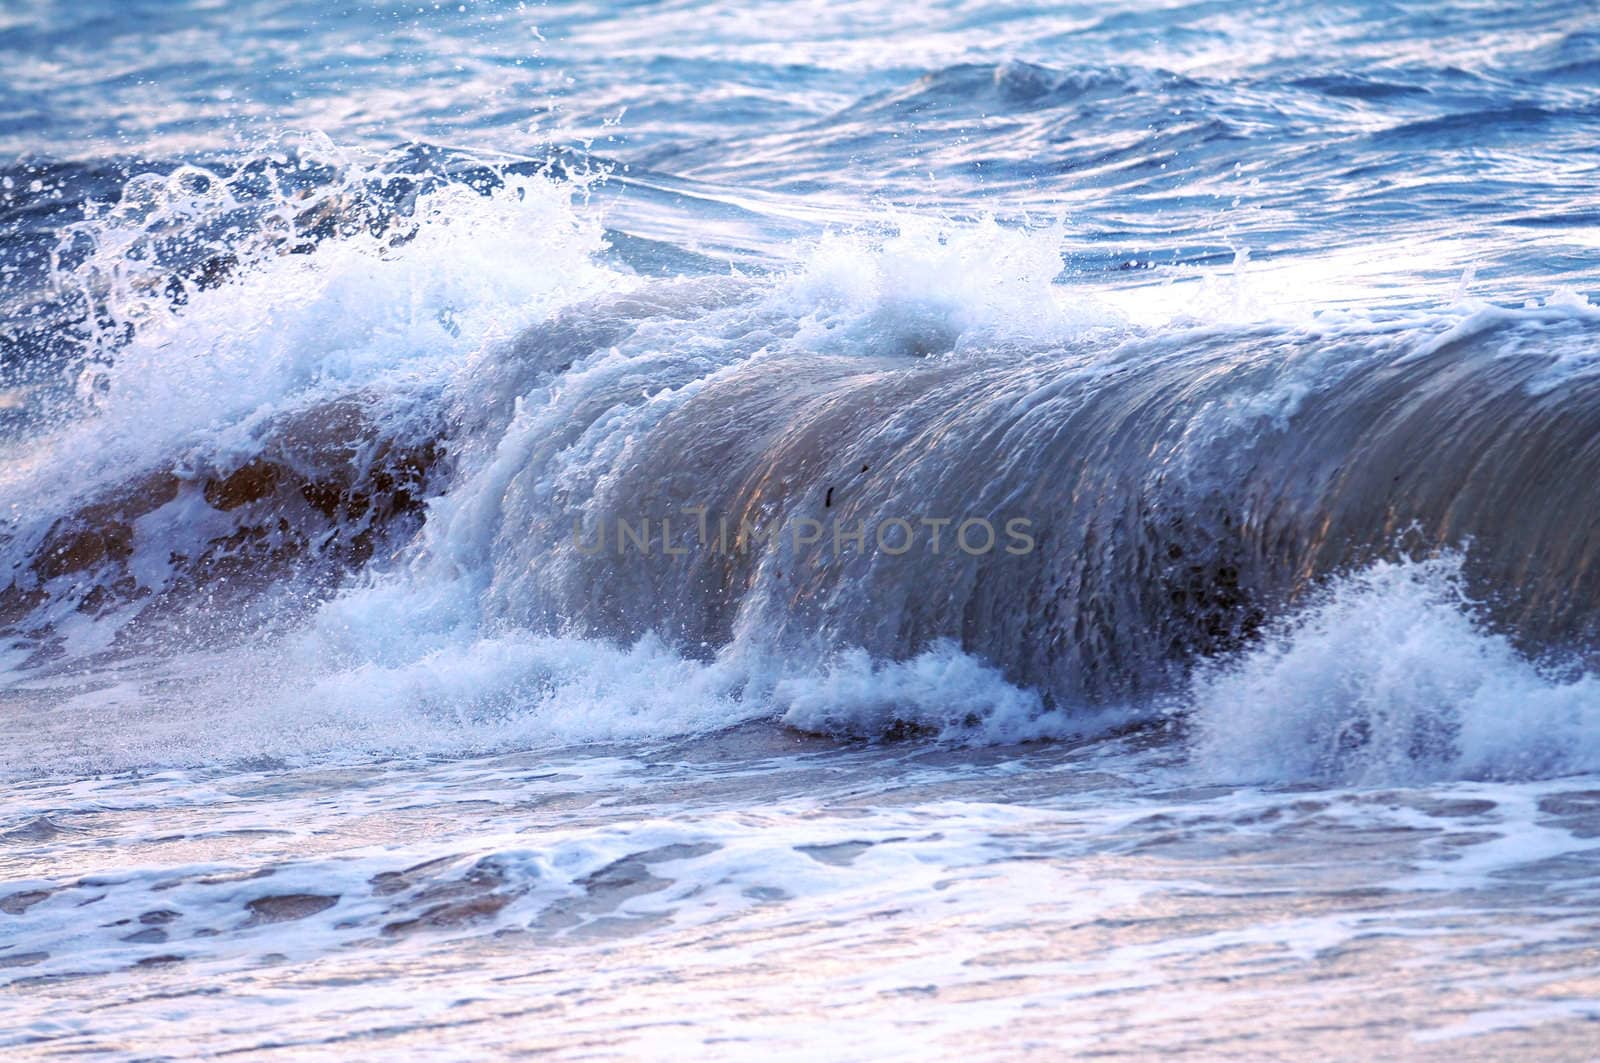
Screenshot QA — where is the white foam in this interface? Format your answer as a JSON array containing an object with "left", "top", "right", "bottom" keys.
[
  {"left": 1, "top": 151, "right": 613, "bottom": 518},
  {"left": 776, "top": 215, "right": 1122, "bottom": 354},
  {"left": 776, "top": 639, "right": 1097, "bottom": 743},
  {"left": 2, "top": 624, "right": 1088, "bottom": 774},
  {"left": 1187, "top": 554, "right": 1600, "bottom": 785}
]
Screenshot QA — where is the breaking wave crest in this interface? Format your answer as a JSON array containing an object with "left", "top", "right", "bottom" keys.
[
  {"left": 1187, "top": 555, "right": 1600, "bottom": 784},
  {"left": 4, "top": 153, "right": 1600, "bottom": 781}
]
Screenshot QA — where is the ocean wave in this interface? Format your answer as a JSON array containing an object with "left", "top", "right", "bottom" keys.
[{"left": 3, "top": 168, "right": 1599, "bottom": 778}]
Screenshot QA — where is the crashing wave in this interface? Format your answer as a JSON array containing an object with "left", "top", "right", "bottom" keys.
[{"left": 4, "top": 158, "right": 1600, "bottom": 775}]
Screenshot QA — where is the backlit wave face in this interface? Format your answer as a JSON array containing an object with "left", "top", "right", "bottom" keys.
[
  {"left": 2, "top": 159, "right": 1598, "bottom": 778},
  {"left": 473, "top": 283, "right": 1600, "bottom": 705}
]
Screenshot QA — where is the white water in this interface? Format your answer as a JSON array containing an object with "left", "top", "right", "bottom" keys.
[
  {"left": 6, "top": 150, "right": 1600, "bottom": 1058},
  {"left": 1190, "top": 555, "right": 1600, "bottom": 785},
  {"left": 7, "top": 160, "right": 1600, "bottom": 779}
]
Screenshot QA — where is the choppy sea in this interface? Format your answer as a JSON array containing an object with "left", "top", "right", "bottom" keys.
[{"left": 3, "top": 0, "right": 1600, "bottom": 1056}]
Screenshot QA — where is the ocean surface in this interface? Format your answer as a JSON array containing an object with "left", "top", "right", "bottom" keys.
[{"left": 3, "top": 0, "right": 1600, "bottom": 1056}]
